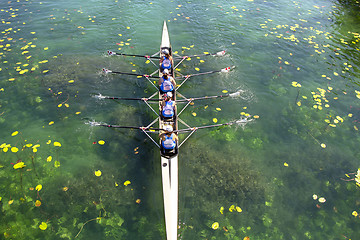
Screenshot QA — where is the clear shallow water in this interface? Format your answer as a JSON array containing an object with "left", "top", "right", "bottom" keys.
[{"left": 1, "top": 0, "right": 360, "bottom": 239}]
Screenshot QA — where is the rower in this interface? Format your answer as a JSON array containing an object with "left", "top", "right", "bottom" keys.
[
  {"left": 159, "top": 69, "right": 176, "bottom": 94},
  {"left": 161, "top": 92, "right": 176, "bottom": 120},
  {"left": 160, "top": 126, "right": 178, "bottom": 155},
  {"left": 160, "top": 48, "right": 173, "bottom": 71}
]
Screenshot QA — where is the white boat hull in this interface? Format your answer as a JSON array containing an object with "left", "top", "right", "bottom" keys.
[{"left": 159, "top": 21, "right": 178, "bottom": 240}]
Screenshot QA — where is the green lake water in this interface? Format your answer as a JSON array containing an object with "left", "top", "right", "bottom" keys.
[{"left": 1, "top": 0, "right": 360, "bottom": 239}]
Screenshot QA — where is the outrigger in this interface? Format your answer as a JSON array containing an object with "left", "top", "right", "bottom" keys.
[{"left": 93, "top": 21, "right": 251, "bottom": 240}]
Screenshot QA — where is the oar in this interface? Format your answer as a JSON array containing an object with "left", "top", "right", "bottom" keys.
[
  {"left": 90, "top": 121, "right": 164, "bottom": 131},
  {"left": 176, "top": 90, "right": 243, "bottom": 102},
  {"left": 94, "top": 94, "right": 162, "bottom": 101},
  {"left": 107, "top": 50, "right": 161, "bottom": 59},
  {"left": 176, "top": 66, "right": 235, "bottom": 79},
  {"left": 102, "top": 68, "right": 159, "bottom": 79},
  {"left": 173, "top": 50, "right": 226, "bottom": 60},
  {"left": 176, "top": 118, "right": 251, "bottom": 133}
]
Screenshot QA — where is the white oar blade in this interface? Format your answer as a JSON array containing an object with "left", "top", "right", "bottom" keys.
[
  {"left": 107, "top": 50, "right": 116, "bottom": 56},
  {"left": 221, "top": 67, "right": 231, "bottom": 73},
  {"left": 216, "top": 50, "right": 226, "bottom": 56},
  {"left": 102, "top": 68, "right": 112, "bottom": 74}
]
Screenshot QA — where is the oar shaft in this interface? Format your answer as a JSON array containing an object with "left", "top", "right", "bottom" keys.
[
  {"left": 98, "top": 124, "right": 163, "bottom": 131},
  {"left": 108, "top": 51, "right": 161, "bottom": 59},
  {"left": 187, "top": 70, "right": 220, "bottom": 77},
  {"left": 116, "top": 53, "right": 161, "bottom": 59},
  {"left": 176, "top": 94, "right": 230, "bottom": 102},
  {"left": 173, "top": 51, "right": 225, "bottom": 60},
  {"left": 103, "top": 96, "right": 162, "bottom": 101},
  {"left": 108, "top": 70, "right": 158, "bottom": 79},
  {"left": 176, "top": 123, "right": 230, "bottom": 133}
]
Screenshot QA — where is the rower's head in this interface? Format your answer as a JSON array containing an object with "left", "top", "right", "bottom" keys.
[
  {"left": 163, "top": 92, "right": 172, "bottom": 100},
  {"left": 162, "top": 69, "right": 169, "bottom": 78},
  {"left": 163, "top": 125, "right": 173, "bottom": 132},
  {"left": 162, "top": 49, "right": 170, "bottom": 55}
]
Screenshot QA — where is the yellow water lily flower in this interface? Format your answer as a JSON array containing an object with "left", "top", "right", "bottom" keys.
[
  {"left": 39, "top": 222, "right": 47, "bottom": 230},
  {"left": 229, "top": 205, "right": 235, "bottom": 212},
  {"left": 11, "top": 147, "right": 18, "bottom": 153},
  {"left": 220, "top": 206, "right": 224, "bottom": 214},
  {"left": 54, "top": 161, "right": 60, "bottom": 168},
  {"left": 98, "top": 140, "right": 105, "bottom": 145},
  {"left": 124, "top": 180, "right": 131, "bottom": 186},
  {"left": 13, "top": 162, "right": 26, "bottom": 169},
  {"left": 213, "top": 118, "right": 218, "bottom": 123},
  {"left": 35, "top": 200, "right": 41, "bottom": 207},
  {"left": 46, "top": 156, "right": 52, "bottom": 162},
  {"left": 11, "top": 131, "right": 18, "bottom": 136},
  {"left": 211, "top": 222, "right": 219, "bottom": 230},
  {"left": 53, "top": 142, "right": 61, "bottom": 147},
  {"left": 35, "top": 184, "right": 42, "bottom": 191},
  {"left": 94, "top": 170, "right": 102, "bottom": 177}
]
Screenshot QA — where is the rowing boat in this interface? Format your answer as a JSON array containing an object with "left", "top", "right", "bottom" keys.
[
  {"left": 94, "top": 21, "right": 251, "bottom": 240},
  {"left": 158, "top": 21, "right": 178, "bottom": 240}
]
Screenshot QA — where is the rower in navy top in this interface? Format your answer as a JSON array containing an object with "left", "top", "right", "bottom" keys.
[
  {"left": 160, "top": 48, "right": 173, "bottom": 71},
  {"left": 159, "top": 69, "right": 176, "bottom": 94},
  {"left": 161, "top": 92, "right": 176, "bottom": 119}
]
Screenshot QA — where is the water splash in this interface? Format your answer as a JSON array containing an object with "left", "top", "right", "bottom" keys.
[
  {"left": 229, "top": 89, "right": 244, "bottom": 98},
  {"left": 86, "top": 120, "right": 102, "bottom": 127},
  {"left": 231, "top": 117, "right": 254, "bottom": 130},
  {"left": 93, "top": 93, "right": 106, "bottom": 99}
]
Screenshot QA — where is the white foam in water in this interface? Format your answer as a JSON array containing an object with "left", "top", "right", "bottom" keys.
[
  {"left": 94, "top": 93, "right": 106, "bottom": 99},
  {"left": 86, "top": 120, "right": 101, "bottom": 127},
  {"left": 229, "top": 89, "right": 244, "bottom": 98}
]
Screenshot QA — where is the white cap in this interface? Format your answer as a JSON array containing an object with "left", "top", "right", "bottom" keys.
[
  {"left": 162, "top": 49, "right": 169, "bottom": 55},
  {"left": 163, "top": 69, "right": 169, "bottom": 74},
  {"left": 163, "top": 125, "right": 173, "bottom": 132}
]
